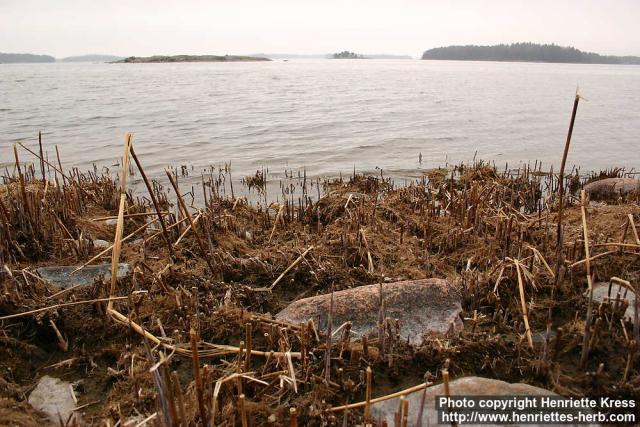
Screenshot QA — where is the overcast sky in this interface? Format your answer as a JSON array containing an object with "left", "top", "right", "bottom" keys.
[{"left": 2, "top": 0, "right": 639, "bottom": 58}]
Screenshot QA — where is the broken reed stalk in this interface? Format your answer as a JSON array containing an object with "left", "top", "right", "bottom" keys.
[
  {"left": 38, "top": 131, "right": 45, "bottom": 181},
  {"left": 16, "top": 141, "right": 66, "bottom": 179},
  {"left": 55, "top": 145, "right": 67, "bottom": 185},
  {"left": 165, "top": 170, "right": 216, "bottom": 276},
  {"left": 268, "top": 205, "right": 285, "bottom": 243},
  {"left": 12, "top": 144, "right": 31, "bottom": 222},
  {"left": 555, "top": 93, "right": 580, "bottom": 284},
  {"left": 580, "top": 190, "right": 593, "bottom": 293},
  {"left": 244, "top": 322, "right": 253, "bottom": 371},
  {"left": 238, "top": 394, "right": 248, "bottom": 427},
  {"left": 328, "top": 382, "right": 434, "bottom": 412},
  {"left": 91, "top": 211, "right": 170, "bottom": 221},
  {"left": 144, "top": 215, "right": 192, "bottom": 245},
  {"left": 442, "top": 369, "right": 456, "bottom": 427},
  {"left": 0, "top": 295, "right": 135, "bottom": 321},
  {"left": 395, "top": 396, "right": 404, "bottom": 427},
  {"left": 253, "top": 246, "right": 314, "bottom": 292},
  {"left": 360, "top": 228, "right": 374, "bottom": 273},
  {"left": 364, "top": 366, "right": 372, "bottom": 419},
  {"left": 71, "top": 218, "right": 159, "bottom": 275},
  {"left": 172, "top": 214, "right": 201, "bottom": 247},
  {"left": 624, "top": 292, "right": 640, "bottom": 342},
  {"left": 171, "top": 371, "right": 187, "bottom": 423},
  {"left": 107, "top": 133, "right": 132, "bottom": 312},
  {"left": 628, "top": 213, "right": 640, "bottom": 245},
  {"left": 134, "top": 413, "right": 157, "bottom": 427},
  {"left": 415, "top": 374, "right": 430, "bottom": 427},
  {"left": 165, "top": 371, "right": 180, "bottom": 426},
  {"left": 325, "top": 287, "right": 334, "bottom": 383},
  {"left": 569, "top": 250, "right": 616, "bottom": 269},
  {"left": 514, "top": 260, "right": 534, "bottom": 348},
  {"left": 289, "top": 407, "right": 299, "bottom": 427},
  {"left": 401, "top": 398, "right": 409, "bottom": 427},
  {"left": 129, "top": 144, "right": 176, "bottom": 260},
  {"left": 109, "top": 304, "right": 301, "bottom": 359},
  {"left": 16, "top": 141, "right": 89, "bottom": 197},
  {"left": 210, "top": 372, "right": 268, "bottom": 425},
  {"left": 580, "top": 190, "right": 595, "bottom": 366},
  {"left": 190, "top": 328, "right": 208, "bottom": 426}
]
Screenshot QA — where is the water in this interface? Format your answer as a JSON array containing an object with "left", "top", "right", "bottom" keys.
[{"left": 2, "top": 60, "right": 639, "bottom": 184}]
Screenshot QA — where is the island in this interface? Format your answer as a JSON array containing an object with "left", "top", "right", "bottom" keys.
[
  {"left": 0, "top": 53, "right": 55, "bottom": 63},
  {"left": 62, "top": 54, "right": 124, "bottom": 63},
  {"left": 421, "top": 43, "right": 640, "bottom": 64},
  {"left": 113, "top": 55, "right": 271, "bottom": 63},
  {"left": 332, "top": 51, "right": 366, "bottom": 59}
]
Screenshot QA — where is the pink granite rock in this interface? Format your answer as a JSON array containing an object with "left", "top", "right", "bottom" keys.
[
  {"left": 276, "top": 279, "right": 462, "bottom": 345},
  {"left": 584, "top": 178, "right": 640, "bottom": 199},
  {"left": 370, "top": 377, "right": 598, "bottom": 426}
]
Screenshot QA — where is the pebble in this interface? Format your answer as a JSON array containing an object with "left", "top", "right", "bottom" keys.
[{"left": 28, "top": 376, "right": 80, "bottom": 424}]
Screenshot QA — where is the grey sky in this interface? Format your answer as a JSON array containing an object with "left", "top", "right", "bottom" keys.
[{"left": 2, "top": 0, "right": 639, "bottom": 58}]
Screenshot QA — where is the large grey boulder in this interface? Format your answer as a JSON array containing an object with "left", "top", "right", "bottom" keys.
[
  {"left": 276, "top": 279, "right": 462, "bottom": 345},
  {"left": 28, "top": 376, "right": 79, "bottom": 424},
  {"left": 370, "top": 377, "right": 596, "bottom": 426},
  {"left": 36, "top": 263, "right": 130, "bottom": 289},
  {"left": 584, "top": 178, "right": 640, "bottom": 199}
]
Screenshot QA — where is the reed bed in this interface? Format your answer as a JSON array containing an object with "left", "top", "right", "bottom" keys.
[{"left": 0, "top": 131, "right": 639, "bottom": 426}]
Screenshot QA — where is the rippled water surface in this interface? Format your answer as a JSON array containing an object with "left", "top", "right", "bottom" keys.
[{"left": 1, "top": 60, "right": 639, "bottom": 180}]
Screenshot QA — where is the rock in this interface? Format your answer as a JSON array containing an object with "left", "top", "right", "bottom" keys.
[
  {"left": 533, "top": 329, "right": 557, "bottom": 345},
  {"left": 93, "top": 239, "right": 111, "bottom": 250},
  {"left": 105, "top": 219, "right": 118, "bottom": 226},
  {"left": 370, "top": 377, "right": 595, "bottom": 426},
  {"left": 591, "top": 282, "right": 637, "bottom": 324},
  {"left": 36, "top": 263, "right": 130, "bottom": 289},
  {"left": 28, "top": 376, "right": 79, "bottom": 424},
  {"left": 275, "top": 279, "right": 462, "bottom": 345},
  {"left": 584, "top": 178, "right": 640, "bottom": 199}
]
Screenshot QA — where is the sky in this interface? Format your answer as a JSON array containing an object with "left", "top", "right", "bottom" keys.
[{"left": 2, "top": 0, "right": 639, "bottom": 58}]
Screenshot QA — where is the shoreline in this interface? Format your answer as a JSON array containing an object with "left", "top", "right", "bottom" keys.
[{"left": 1, "top": 137, "right": 639, "bottom": 424}]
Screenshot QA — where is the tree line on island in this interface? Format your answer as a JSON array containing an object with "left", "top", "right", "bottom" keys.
[
  {"left": 332, "top": 51, "right": 366, "bottom": 59},
  {"left": 422, "top": 42, "right": 640, "bottom": 64}
]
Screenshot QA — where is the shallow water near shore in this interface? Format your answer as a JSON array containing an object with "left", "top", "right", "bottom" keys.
[{"left": 1, "top": 59, "right": 639, "bottom": 182}]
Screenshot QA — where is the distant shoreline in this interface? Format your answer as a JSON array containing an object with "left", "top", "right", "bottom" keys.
[
  {"left": 422, "top": 43, "right": 640, "bottom": 65},
  {"left": 113, "top": 55, "right": 271, "bottom": 63}
]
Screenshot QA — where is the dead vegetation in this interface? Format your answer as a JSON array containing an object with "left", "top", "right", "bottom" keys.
[{"left": 0, "top": 130, "right": 639, "bottom": 426}]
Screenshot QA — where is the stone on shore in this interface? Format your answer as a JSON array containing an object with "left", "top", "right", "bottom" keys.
[
  {"left": 584, "top": 178, "right": 640, "bottom": 199},
  {"left": 36, "top": 263, "right": 130, "bottom": 289},
  {"left": 370, "top": 377, "right": 596, "bottom": 426},
  {"left": 93, "top": 239, "right": 111, "bottom": 250},
  {"left": 275, "top": 279, "right": 462, "bottom": 345},
  {"left": 28, "top": 376, "right": 79, "bottom": 424},
  {"left": 591, "top": 282, "right": 637, "bottom": 324}
]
